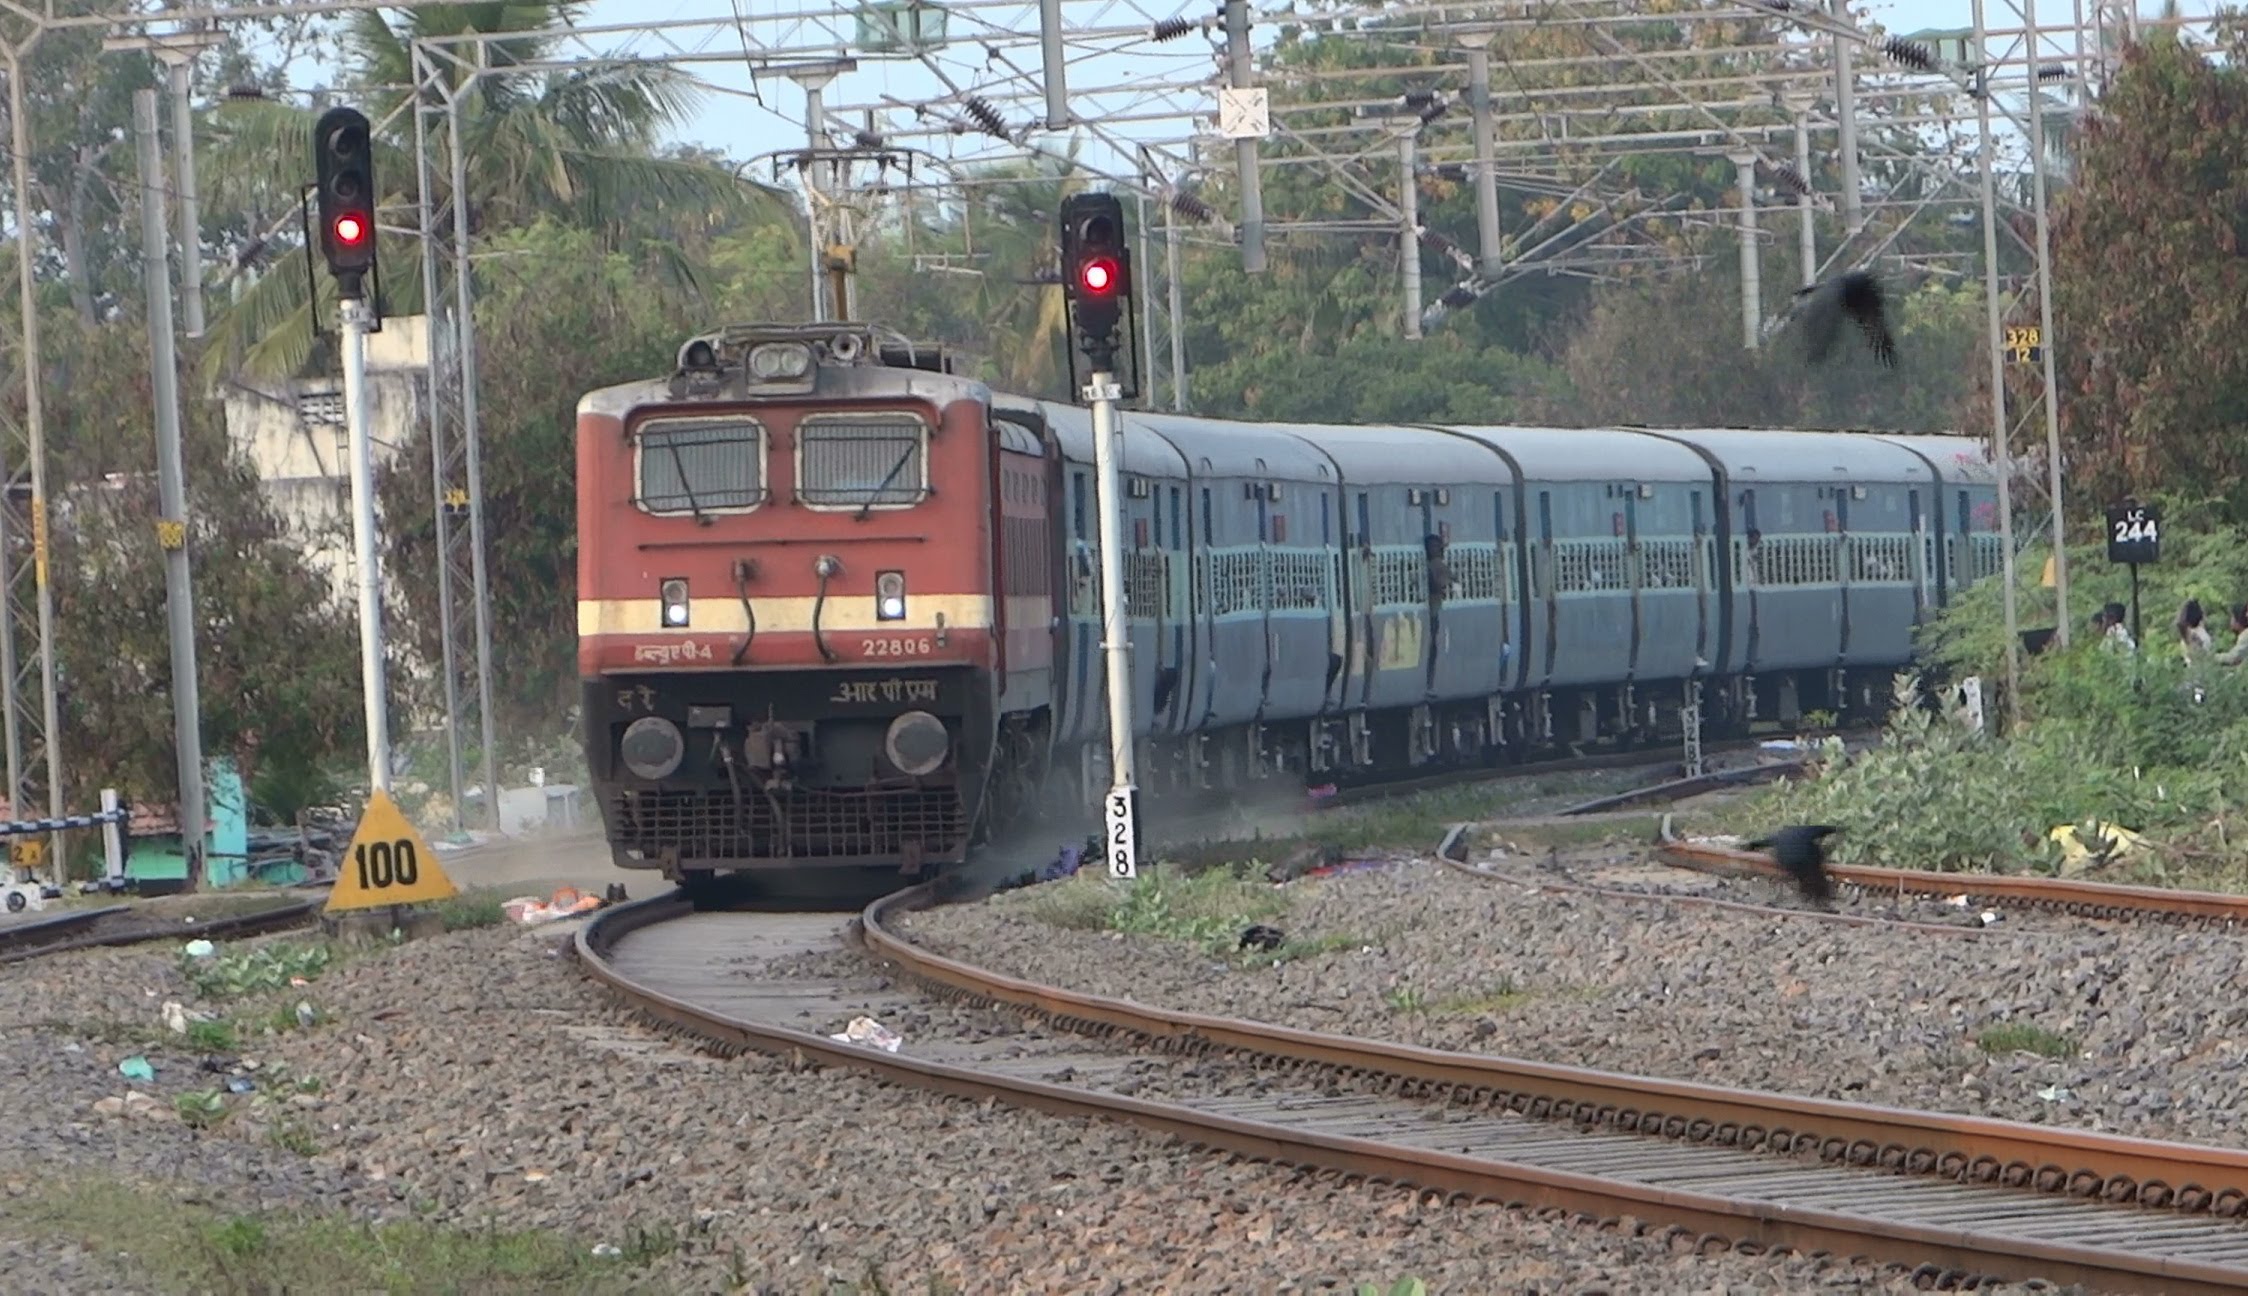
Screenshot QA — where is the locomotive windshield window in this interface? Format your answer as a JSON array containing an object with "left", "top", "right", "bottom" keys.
[
  {"left": 796, "top": 413, "right": 930, "bottom": 510},
  {"left": 632, "top": 417, "right": 765, "bottom": 515}
]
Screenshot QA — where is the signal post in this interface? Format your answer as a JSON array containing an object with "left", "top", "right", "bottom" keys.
[
  {"left": 310, "top": 106, "right": 459, "bottom": 930},
  {"left": 1058, "top": 195, "right": 1141, "bottom": 881}
]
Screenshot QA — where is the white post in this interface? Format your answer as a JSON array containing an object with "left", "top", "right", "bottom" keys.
[
  {"left": 1732, "top": 152, "right": 1761, "bottom": 350},
  {"left": 1399, "top": 131, "right": 1422, "bottom": 340},
  {"left": 136, "top": 89, "right": 208, "bottom": 886},
  {"left": 341, "top": 297, "right": 392, "bottom": 791},
  {"left": 101, "top": 787, "right": 125, "bottom": 885},
  {"left": 1973, "top": 0, "right": 2024, "bottom": 729},
  {"left": 1087, "top": 371, "right": 1138, "bottom": 880}
]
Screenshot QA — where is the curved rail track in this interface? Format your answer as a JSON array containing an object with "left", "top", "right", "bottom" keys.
[
  {"left": 0, "top": 895, "right": 325, "bottom": 965},
  {"left": 579, "top": 884, "right": 2248, "bottom": 1294}
]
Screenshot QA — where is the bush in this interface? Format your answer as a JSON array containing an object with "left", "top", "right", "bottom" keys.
[{"left": 1747, "top": 657, "right": 2246, "bottom": 876}]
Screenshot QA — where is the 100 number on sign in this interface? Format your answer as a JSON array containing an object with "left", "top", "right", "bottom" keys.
[{"left": 354, "top": 840, "right": 420, "bottom": 890}]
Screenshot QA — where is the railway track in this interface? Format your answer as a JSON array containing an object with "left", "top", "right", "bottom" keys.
[
  {"left": 1655, "top": 834, "right": 2248, "bottom": 930},
  {"left": 0, "top": 895, "right": 325, "bottom": 965},
  {"left": 579, "top": 884, "right": 2248, "bottom": 1293}
]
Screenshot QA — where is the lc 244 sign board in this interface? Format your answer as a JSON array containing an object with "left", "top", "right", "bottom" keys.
[
  {"left": 323, "top": 791, "right": 459, "bottom": 914},
  {"left": 2106, "top": 503, "right": 2161, "bottom": 567}
]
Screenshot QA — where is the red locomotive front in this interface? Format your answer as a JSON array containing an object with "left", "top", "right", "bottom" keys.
[{"left": 577, "top": 324, "right": 1036, "bottom": 884}]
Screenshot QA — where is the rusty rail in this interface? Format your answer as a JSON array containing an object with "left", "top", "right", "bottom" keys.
[
  {"left": 576, "top": 890, "right": 2248, "bottom": 1294},
  {"left": 0, "top": 896, "right": 325, "bottom": 965},
  {"left": 1655, "top": 836, "right": 2248, "bottom": 929}
]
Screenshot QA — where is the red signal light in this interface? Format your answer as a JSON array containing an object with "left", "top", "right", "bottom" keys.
[
  {"left": 332, "top": 214, "right": 368, "bottom": 246},
  {"left": 1078, "top": 256, "right": 1118, "bottom": 295}
]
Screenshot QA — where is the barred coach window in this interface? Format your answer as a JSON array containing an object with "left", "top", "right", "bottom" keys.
[
  {"left": 796, "top": 413, "right": 930, "bottom": 510},
  {"left": 634, "top": 418, "right": 766, "bottom": 514}
]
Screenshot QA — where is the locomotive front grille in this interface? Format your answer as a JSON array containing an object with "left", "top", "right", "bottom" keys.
[{"left": 602, "top": 785, "right": 968, "bottom": 863}]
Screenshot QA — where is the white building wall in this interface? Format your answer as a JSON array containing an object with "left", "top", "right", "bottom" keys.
[{"left": 220, "top": 314, "right": 442, "bottom": 713}]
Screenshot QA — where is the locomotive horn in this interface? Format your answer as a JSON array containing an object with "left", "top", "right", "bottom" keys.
[{"left": 829, "top": 331, "right": 863, "bottom": 362}]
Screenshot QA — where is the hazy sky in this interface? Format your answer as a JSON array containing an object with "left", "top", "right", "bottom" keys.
[{"left": 564, "top": 0, "right": 2205, "bottom": 182}]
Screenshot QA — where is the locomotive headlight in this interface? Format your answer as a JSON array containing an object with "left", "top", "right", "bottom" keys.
[
  {"left": 659, "top": 577, "right": 689, "bottom": 627},
  {"left": 620, "top": 716, "right": 685, "bottom": 781},
  {"left": 747, "top": 342, "right": 812, "bottom": 381},
  {"left": 875, "top": 570, "right": 907, "bottom": 621}
]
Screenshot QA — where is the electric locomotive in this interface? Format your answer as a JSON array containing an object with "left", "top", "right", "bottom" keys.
[{"left": 578, "top": 319, "right": 2004, "bottom": 888}]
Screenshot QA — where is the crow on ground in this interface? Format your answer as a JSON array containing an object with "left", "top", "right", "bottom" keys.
[
  {"left": 1792, "top": 270, "right": 1897, "bottom": 368},
  {"left": 1743, "top": 824, "right": 1841, "bottom": 906}
]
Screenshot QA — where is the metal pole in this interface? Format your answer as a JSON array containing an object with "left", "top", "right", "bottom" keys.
[
  {"left": 1832, "top": 0, "right": 1864, "bottom": 235},
  {"left": 1732, "top": 152, "right": 1760, "bottom": 350},
  {"left": 7, "top": 55, "right": 67, "bottom": 879},
  {"left": 447, "top": 97, "right": 502, "bottom": 830},
  {"left": 1086, "top": 369, "right": 1137, "bottom": 880},
  {"left": 1164, "top": 201, "right": 1187, "bottom": 412},
  {"left": 1399, "top": 131, "right": 1422, "bottom": 340},
  {"left": 341, "top": 296, "right": 392, "bottom": 793},
  {"left": 1973, "top": 0, "right": 2025, "bottom": 729},
  {"left": 136, "top": 89, "right": 208, "bottom": 888},
  {"left": 414, "top": 71, "right": 469, "bottom": 833},
  {"left": 1037, "top": 0, "right": 1068, "bottom": 130},
  {"left": 166, "top": 57, "right": 206, "bottom": 339},
  {"left": 1793, "top": 106, "right": 1817, "bottom": 289},
  {"left": 802, "top": 80, "right": 828, "bottom": 321},
  {"left": 1135, "top": 189, "right": 1157, "bottom": 410},
  {"left": 1464, "top": 44, "right": 1504, "bottom": 275},
  {"left": 1223, "top": 0, "right": 1267, "bottom": 273},
  {"left": 2025, "top": 0, "right": 2072, "bottom": 649}
]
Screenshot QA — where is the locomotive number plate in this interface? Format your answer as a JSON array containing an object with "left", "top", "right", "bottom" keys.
[{"left": 861, "top": 636, "right": 934, "bottom": 657}]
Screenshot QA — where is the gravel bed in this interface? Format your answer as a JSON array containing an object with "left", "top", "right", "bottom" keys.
[
  {"left": 897, "top": 853, "right": 2248, "bottom": 1151},
  {"left": 0, "top": 914, "right": 1951, "bottom": 1292}
]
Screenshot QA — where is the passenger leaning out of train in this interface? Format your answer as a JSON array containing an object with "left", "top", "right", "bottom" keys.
[
  {"left": 2217, "top": 604, "right": 2248, "bottom": 667},
  {"left": 2179, "top": 599, "right": 2216, "bottom": 661}
]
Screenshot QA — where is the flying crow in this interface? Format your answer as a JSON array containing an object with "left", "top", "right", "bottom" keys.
[
  {"left": 1743, "top": 824, "right": 1841, "bottom": 906},
  {"left": 1793, "top": 270, "right": 1897, "bottom": 368}
]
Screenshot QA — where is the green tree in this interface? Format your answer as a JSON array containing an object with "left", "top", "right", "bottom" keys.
[
  {"left": 1544, "top": 267, "right": 1983, "bottom": 430},
  {"left": 195, "top": 1, "right": 780, "bottom": 384},
  {"left": 373, "top": 220, "right": 708, "bottom": 736},
  {"left": 2048, "top": 32, "right": 2248, "bottom": 515},
  {"left": 7, "top": 308, "right": 367, "bottom": 832}
]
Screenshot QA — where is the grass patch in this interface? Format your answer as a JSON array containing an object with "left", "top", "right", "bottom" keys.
[
  {"left": 1014, "top": 864, "right": 1291, "bottom": 955},
  {"left": 1263, "top": 931, "right": 1371, "bottom": 962},
  {"left": 1978, "top": 1022, "right": 2077, "bottom": 1059},
  {"left": 181, "top": 940, "right": 335, "bottom": 1000},
  {"left": 1435, "top": 976, "right": 1534, "bottom": 1016},
  {"left": 184, "top": 1018, "right": 237, "bottom": 1052},
  {"left": 436, "top": 889, "right": 510, "bottom": 931},
  {"left": 0, "top": 1177, "right": 670, "bottom": 1295},
  {"left": 1382, "top": 985, "right": 1429, "bottom": 1015}
]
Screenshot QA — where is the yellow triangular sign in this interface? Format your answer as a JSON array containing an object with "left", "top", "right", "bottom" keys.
[{"left": 324, "top": 790, "right": 458, "bottom": 913}]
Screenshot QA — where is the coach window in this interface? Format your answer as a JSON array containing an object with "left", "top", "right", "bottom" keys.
[
  {"left": 795, "top": 412, "right": 931, "bottom": 510},
  {"left": 633, "top": 417, "right": 767, "bottom": 516}
]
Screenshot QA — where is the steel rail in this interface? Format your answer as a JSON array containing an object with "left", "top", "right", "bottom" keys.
[
  {"left": 855, "top": 885, "right": 2248, "bottom": 1220},
  {"left": 0, "top": 896, "right": 324, "bottom": 965},
  {"left": 1656, "top": 836, "right": 2248, "bottom": 929},
  {"left": 577, "top": 892, "right": 2248, "bottom": 1293}
]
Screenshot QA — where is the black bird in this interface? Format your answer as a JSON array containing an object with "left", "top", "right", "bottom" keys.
[
  {"left": 1239, "top": 924, "right": 1286, "bottom": 952},
  {"left": 1793, "top": 270, "right": 1897, "bottom": 368},
  {"left": 1743, "top": 824, "right": 1841, "bottom": 906}
]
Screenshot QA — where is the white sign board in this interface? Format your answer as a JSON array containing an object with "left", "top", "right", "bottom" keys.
[
  {"left": 1217, "top": 87, "right": 1271, "bottom": 141},
  {"left": 1105, "top": 786, "right": 1139, "bottom": 880}
]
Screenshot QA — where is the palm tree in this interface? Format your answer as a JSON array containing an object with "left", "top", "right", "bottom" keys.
[{"left": 198, "top": 2, "right": 790, "bottom": 385}]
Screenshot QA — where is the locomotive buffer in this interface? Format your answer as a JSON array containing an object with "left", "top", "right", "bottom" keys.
[{"left": 1060, "top": 196, "right": 1143, "bottom": 881}]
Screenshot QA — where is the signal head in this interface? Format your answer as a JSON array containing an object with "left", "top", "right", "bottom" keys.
[
  {"left": 1079, "top": 256, "right": 1119, "bottom": 296},
  {"left": 332, "top": 214, "right": 368, "bottom": 247}
]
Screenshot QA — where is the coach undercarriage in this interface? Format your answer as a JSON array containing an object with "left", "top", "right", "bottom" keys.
[{"left": 1060, "top": 664, "right": 1897, "bottom": 807}]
